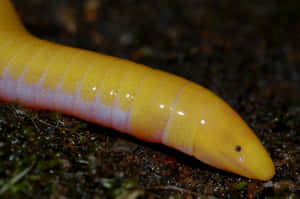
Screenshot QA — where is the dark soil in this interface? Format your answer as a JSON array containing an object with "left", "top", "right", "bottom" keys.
[{"left": 1, "top": 0, "right": 299, "bottom": 198}]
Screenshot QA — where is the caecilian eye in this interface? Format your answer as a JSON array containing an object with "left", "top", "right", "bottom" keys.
[{"left": 235, "top": 145, "right": 242, "bottom": 152}]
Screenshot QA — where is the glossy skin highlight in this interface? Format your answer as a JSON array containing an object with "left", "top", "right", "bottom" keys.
[{"left": 0, "top": 0, "right": 275, "bottom": 180}]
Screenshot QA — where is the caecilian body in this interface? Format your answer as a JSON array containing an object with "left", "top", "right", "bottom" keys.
[{"left": 0, "top": 0, "right": 275, "bottom": 180}]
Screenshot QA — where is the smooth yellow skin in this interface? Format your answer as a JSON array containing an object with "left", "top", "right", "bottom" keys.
[{"left": 0, "top": 0, "right": 275, "bottom": 180}]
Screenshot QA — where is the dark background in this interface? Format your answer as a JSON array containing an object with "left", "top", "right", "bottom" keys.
[{"left": 0, "top": 0, "right": 299, "bottom": 198}]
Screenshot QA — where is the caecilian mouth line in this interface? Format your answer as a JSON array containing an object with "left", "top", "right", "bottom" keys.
[{"left": 219, "top": 151, "right": 255, "bottom": 179}]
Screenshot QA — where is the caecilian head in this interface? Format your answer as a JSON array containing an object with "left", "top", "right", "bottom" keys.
[
  {"left": 160, "top": 82, "right": 275, "bottom": 180},
  {"left": 192, "top": 89, "right": 275, "bottom": 180}
]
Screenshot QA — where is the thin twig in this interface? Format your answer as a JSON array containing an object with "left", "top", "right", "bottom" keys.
[
  {"left": 148, "top": 185, "right": 189, "bottom": 194},
  {"left": 0, "top": 162, "right": 35, "bottom": 194}
]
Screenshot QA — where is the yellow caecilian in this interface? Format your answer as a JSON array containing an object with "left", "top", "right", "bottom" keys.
[{"left": 0, "top": 0, "right": 275, "bottom": 180}]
